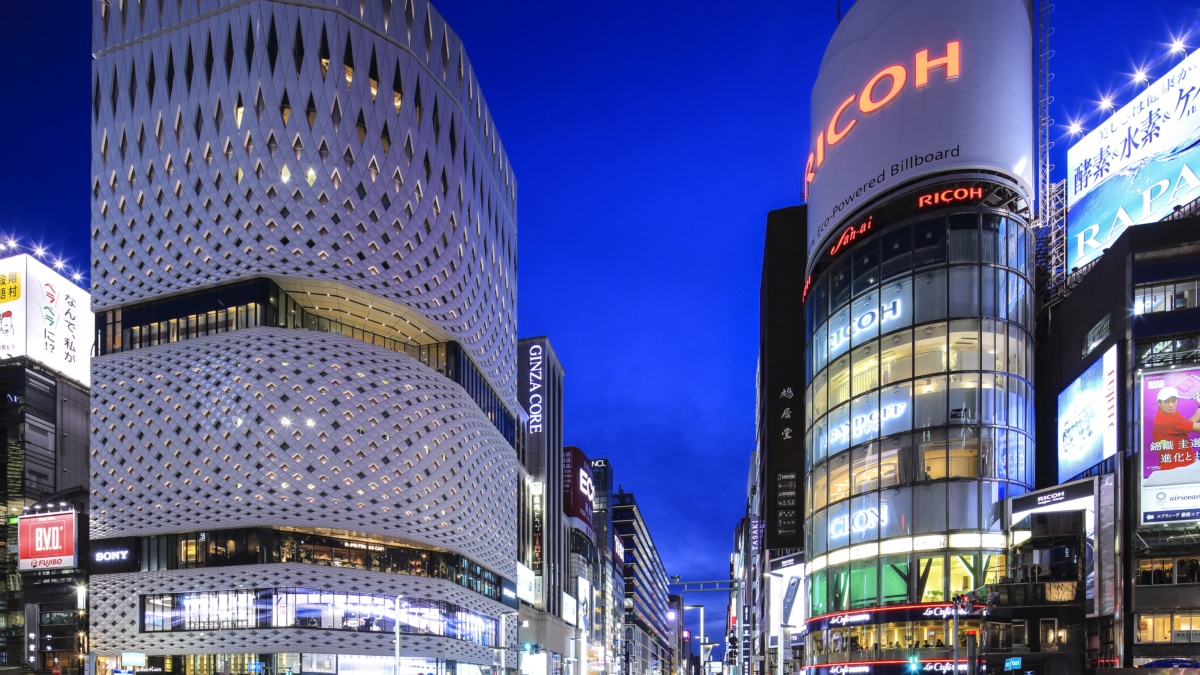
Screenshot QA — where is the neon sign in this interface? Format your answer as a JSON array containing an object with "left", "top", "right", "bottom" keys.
[
  {"left": 828, "top": 613, "right": 872, "bottom": 627},
  {"left": 921, "top": 606, "right": 971, "bottom": 618},
  {"left": 917, "top": 186, "right": 983, "bottom": 208},
  {"left": 806, "top": 42, "right": 961, "bottom": 201},
  {"left": 829, "top": 216, "right": 874, "bottom": 257}
]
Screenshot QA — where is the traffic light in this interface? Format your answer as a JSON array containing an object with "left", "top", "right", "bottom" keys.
[{"left": 523, "top": 642, "right": 533, "bottom": 653}]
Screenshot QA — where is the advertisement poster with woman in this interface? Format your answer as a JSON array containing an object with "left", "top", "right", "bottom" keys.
[{"left": 1141, "top": 367, "right": 1200, "bottom": 524}]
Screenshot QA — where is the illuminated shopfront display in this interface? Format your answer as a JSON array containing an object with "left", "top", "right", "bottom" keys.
[
  {"left": 142, "top": 588, "right": 498, "bottom": 645},
  {"left": 803, "top": 196, "right": 1033, "bottom": 637}
]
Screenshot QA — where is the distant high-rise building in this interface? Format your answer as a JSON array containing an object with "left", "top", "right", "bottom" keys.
[
  {"left": 0, "top": 253, "right": 91, "bottom": 670},
  {"left": 589, "top": 458, "right": 625, "bottom": 675},
  {"left": 89, "top": 1, "right": 520, "bottom": 673},
  {"left": 613, "top": 490, "right": 672, "bottom": 675}
]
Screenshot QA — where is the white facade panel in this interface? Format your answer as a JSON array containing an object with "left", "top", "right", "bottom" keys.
[{"left": 805, "top": 0, "right": 1034, "bottom": 265}]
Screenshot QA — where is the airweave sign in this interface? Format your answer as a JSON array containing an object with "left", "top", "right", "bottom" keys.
[
  {"left": 18, "top": 512, "right": 77, "bottom": 571},
  {"left": 805, "top": 0, "right": 1033, "bottom": 267}
]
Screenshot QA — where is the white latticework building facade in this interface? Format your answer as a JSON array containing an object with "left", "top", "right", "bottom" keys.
[{"left": 89, "top": 1, "right": 520, "bottom": 673}]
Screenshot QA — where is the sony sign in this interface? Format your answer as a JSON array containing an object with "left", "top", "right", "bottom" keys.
[
  {"left": 94, "top": 550, "right": 130, "bottom": 563},
  {"left": 805, "top": 0, "right": 1033, "bottom": 268}
]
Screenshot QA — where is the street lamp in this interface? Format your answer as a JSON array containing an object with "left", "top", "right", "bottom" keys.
[
  {"left": 495, "top": 611, "right": 519, "bottom": 675},
  {"left": 950, "top": 594, "right": 975, "bottom": 675},
  {"left": 778, "top": 625, "right": 794, "bottom": 675}
]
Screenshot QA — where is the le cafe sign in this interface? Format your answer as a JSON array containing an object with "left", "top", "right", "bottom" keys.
[
  {"left": 826, "top": 666, "right": 968, "bottom": 675},
  {"left": 811, "top": 604, "right": 972, "bottom": 632}
]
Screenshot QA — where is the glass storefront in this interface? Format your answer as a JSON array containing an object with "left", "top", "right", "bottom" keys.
[
  {"left": 805, "top": 618, "right": 980, "bottom": 663},
  {"left": 108, "top": 527, "right": 503, "bottom": 602},
  {"left": 142, "top": 587, "right": 498, "bottom": 646},
  {"left": 102, "top": 653, "right": 455, "bottom": 675},
  {"left": 803, "top": 181, "right": 1035, "bottom": 664}
]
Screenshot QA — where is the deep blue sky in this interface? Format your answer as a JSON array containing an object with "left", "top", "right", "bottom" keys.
[{"left": 2, "top": 0, "right": 1199, "bottom": 653}]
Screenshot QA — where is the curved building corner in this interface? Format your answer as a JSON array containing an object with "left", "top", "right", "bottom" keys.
[
  {"left": 799, "top": 2, "right": 1037, "bottom": 674},
  {"left": 89, "top": 1, "right": 520, "bottom": 674}
]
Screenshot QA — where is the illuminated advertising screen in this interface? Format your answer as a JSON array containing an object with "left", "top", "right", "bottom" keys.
[
  {"left": 562, "top": 446, "right": 595, "bottom": 537},
  {"left": 18, "top": 511, "right": 77, "bottom": 571},
  {"left": 0, "top": 255, "right": 90, "bottom": 385},
  {"left": 769, "top": 553, "right": 806, "bottom": 629},
  {"left": 1141, "top": 366, "right": 1200, "bottom": 524},
  {"left": 1011, "top": 479, "right": 1096, "bottom": 605},
  {"left": 562, "top": 592, "right": 578, "bottom": 626},
  {"left": 1057, "top": 345, "right": 1118, "bottom": 483},
  {"left": 516, "top": 562, "right": 536, "bottom": 604},
  {"left": 576, "top": 576, "right": 592, "bottom": 633},
  {"left": 805, "top": 0, "right": 1033, "bottom": 266},
  {"left": 501, "top": 578, "right": 519, "bottom": 609},
  {"left": 1066, "top": 48, "right": 1200, "bottom": 269}
]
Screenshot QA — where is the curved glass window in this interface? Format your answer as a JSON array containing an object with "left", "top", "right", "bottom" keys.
[
  {"left": 805, "top": 203, "right": 1035, "bottom": 620},
  {"left": 142, "top": 588, "right": 498, "bottom": 646}
]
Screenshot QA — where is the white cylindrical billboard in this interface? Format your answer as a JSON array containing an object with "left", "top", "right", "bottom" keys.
[{"left": 805, "top": 0, "right": 1034, "bottom": 266}]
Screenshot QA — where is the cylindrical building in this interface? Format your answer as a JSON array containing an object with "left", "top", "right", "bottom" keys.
[
  {"left": 89, "top": 1, "right": 520, "bottom": 674},
  {"left": 800, "top": 1, "right": 1037, "bottom": 670}
]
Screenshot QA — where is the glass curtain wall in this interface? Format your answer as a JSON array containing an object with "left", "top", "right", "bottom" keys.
[{"left": 804, "top": 203, "right": 1035, "bottom": 639}]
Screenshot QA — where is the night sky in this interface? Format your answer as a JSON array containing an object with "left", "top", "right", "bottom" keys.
[{"left": 2, "top": 0, "right": 1199, "bottom": 655}]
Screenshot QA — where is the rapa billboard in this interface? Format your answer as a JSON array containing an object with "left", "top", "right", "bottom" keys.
[{"left": 1067, "top": 48, "right": 1200, "bottom": 269}]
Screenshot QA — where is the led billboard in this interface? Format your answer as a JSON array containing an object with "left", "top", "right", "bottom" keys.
[
  {"left": 805, "top": 0, "right": 1033, "bottom": 266},
  {"left": 1057, "top": 345, "right": 1118, "bottom": 483},
  {"left": 517, "top": 562, "right": 536, "bottom": 605},
  {"left": 563, "top": 446, "right": 595, "bottom": 537},
  {"left": 1141, "top": 366, "right": 1200, "bottom": 524},
  {"left": 1066, "top": 48, "right": 1200, "bottom": 269},
  {"left": 0, "top": 255, "right": 90, "bottom": 385},
  {"left": 18, "top": 511, "right": 77, "bottom": 571},
  {"left": 1011, "top": 479, "right": 1096, "bottom": 606},
  {"left": 769, "top": 553, "right": 806, "bottom": 629}
]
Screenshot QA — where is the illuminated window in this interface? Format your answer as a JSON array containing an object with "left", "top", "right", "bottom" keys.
[
  {"left": 917, "top": 555, "right": 945, "bottom": 602},
  {"left": 914, "top": 323, "right": 947, "bottom": 376}
]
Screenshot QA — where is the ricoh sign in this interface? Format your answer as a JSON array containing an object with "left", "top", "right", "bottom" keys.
[
  {"left": 805, "top": 0, "right": 1033, "bottom": 268},
  {"left": 18, "top": 512, "right": 77, "bottom": 571}
]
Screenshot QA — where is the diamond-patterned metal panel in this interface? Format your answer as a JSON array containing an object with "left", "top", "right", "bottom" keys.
[
  {"left": 91, "top": 328, "right": 518, "bottom": 572},
  {"left": 91, "top": 0, "right": 518, "bottom": 403}
]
